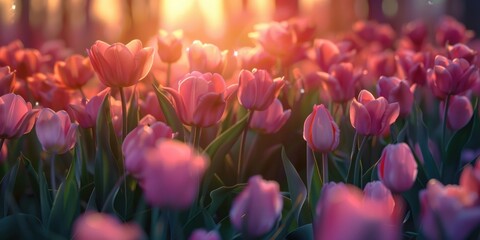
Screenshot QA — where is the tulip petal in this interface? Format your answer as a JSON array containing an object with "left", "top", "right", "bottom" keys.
[{"left": 350, "top": 99, "right": 371, "bottom": 135}]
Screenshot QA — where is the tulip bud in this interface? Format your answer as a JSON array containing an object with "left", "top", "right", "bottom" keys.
[
  {"left": 378, "top": 143, "right": 418, "bottom": 192},
  {"left": 303, "top": 104, "right": 340, "bottom": 153},
  {"left": 447, "top": 43, "right": 477, "bottom": 64},
  {"left": 189, "top": 229, "right": 221, "bottom": 240},
  {"left": 230, "top": 175, "right": 283, "bottom": 238},
  {"left": 237, "top": 69, "right": 284, "bottom": 111},
  {"left": 250, "top": 99, "right": 291, "bottom": 134},
  {"left": 157, "top": 30, "right": 183, "bottom": 64},
  {"left": 54, "top": 54, "right": 94, "bottom": 89},
  {"left": 439, "top": 95, "right": 473, "bottom": 131},
  {"left": 363, "top": 181, "right": 395, "bottom": 216},
  {"left": 35, "top": 108, "right": 78, "bottom": 154},
  {"left": 0, "top": 93, "right": 38, "bottom": 139},
  {"left": 73, "top": 212, "right": 142, "bottom": 240},
  {"left": 187, "top": 41, "right": 223, "bottom": 73}
]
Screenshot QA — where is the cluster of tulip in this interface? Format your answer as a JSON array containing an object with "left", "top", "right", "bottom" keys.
[{"left": 0, "top": 15, "right": 480, "bottom": 240}]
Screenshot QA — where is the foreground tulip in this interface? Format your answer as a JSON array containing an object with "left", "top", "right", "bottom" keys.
[
  {"left": 0, "top": 93, "right": 38, "bottom": 139},
  {"left": 73, "top": 212, "right": 142, "bottom": 240},
  {"left": 230, "top": 175, "right": 283, "bottom": 238},
  {"left": 36, "top": 108, "right": 78, "bottom": 154},
  {"left": 420, "top": 179, "right": 480, "bottom": 240},
  {"left": 0, "top": 66, "right": 15, "bottom": 96},
  {"left": 141, "top": 139, "right": 208, "bottom": 209},
  {"left": 237, "top": 69, "right": 285, "bottom": 111},
  {"left": 350, "top": 90, "right": 399, "bottom": 136},
  {"left": 303, "top": 104, "right": 340, "bottom": 153},
  {"left": 87, "top": 39, "right": 154, "bottom": 87},
  {"left": 377, "top": 76, "right": 414, "bottom": 117},
  {"left": 363, "top": 181, "right": 395, "bottom": 216},
  {"left": 317, "top": 62, "right": 360, "bottom": 103},
  {"left": 54, "top": 54, "right": 94, "bottom": 90},
  {"left": 439, "top": 95, "right": 473, "bottom": 131},
  {"left": 459, "top": 161, "right": 480, "bottom": 203},
  {"left": 378, "top": 143, "right": 417, "bottom": 192},
  {"left": 250, "top": 99, "right": 291, "bottom": 134},
  {"left": 189, "top": 229, "right": 221, "bottom": 240}
]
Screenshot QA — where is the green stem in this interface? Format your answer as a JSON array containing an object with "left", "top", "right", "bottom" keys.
[
  {"left": 119, "top": 87, "right": 128, "bottom": 139},
  {"left": 166, "top": 63, "right": 172, "bottom": 87},
  {"left": 78, "top": 87, "right": 87, "bottom": 100},
  {"left": 354, "top": 135, "right": 369, "bottom": 187},
  {"left": 100, "top": 173, "right": 127, "bottom": 212},
  {"left": 191, "top": 126, "right": 202, "bottom": 149},
  {"left": 442, "top": 95, "right": 450, "bottom": 161},
  {"left": 322, "top": 153, "right": 328, "bottom": 184},
  {"left": 50, "top": 154, "right": 57, "bottom": 196},
  {"left": 237, "top": 111, "right": 253, "bottom": 182}
]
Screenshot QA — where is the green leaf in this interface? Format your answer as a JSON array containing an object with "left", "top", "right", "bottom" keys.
[
  {"left": 309, "top": 158, "right": 322, "bottom": 216},
  {"left": 22, "top": 155, "right": 52, "bottom": 225},
  {"left": 281, "top": 147, "right": 307, "bottom": 225},
  {"left": 286, "top": 224, "right": 313, "bottom": 240},
  {"left": 127, "top": 88, "right": 139, "bottom": 133},
  {"left": 0, "top": 161, "right": 19, "bottom": 217},
  {"left": 0, "top": 213, "right": 65, "bottom": 240},
  {"left": 412, "top": 106, "right": 440, "bottom": 180},
  {"left": 152, "top": 84, "right": 185, "bottom": 140},
  {"left": 183, "top": 209, "right": 217, "bottom": 237},
  {"left": 207, "top": 184, "right": 245, "bottom": 216}
]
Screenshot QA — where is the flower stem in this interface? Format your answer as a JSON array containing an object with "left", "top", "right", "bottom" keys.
[
  {"left": 353, "top": 135, "right": 369, "bottom": 187},
  {"left": 322, "top": 153, "right": 328, "bottom": 184},
  {"left": 78, "top": 87, "right": 87, "bottom": 100},
  {"left": 166, "top": 63, "right": 172, "bottom": 87},
  {"left": 237, "top": 111, "right": 253, "bottom": 182},
  {"left": 119, "top": 87, "right": 128, "bottom": 139},
  {"left": 442, "top": 95, "right": 450, "bottom": 161},
  {"left": 50, "top": 154, "right": 57, "bottom": 196}
]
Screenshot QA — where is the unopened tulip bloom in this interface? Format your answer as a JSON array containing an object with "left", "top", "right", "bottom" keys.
[
  {"left": 87, "top": 40, "right": 154, "bottom": 87},
  {"left": 187, "top": 40, "right": 223, "bottom": 73},
  {"left": 317, "top": 62, "right": 360, "bottom": 103},
  {"left": 230, "top": 175, "right": 283, "bottom": 238},
  {"left": 377, "top": 76, "right": 414, "bottom": 117},
  {"left": 420, "top": 179, "right": 480, "bottom": 240},
  {"left": 435, "top": 16, "right": 473, "bottom": 46},
  {"left": 189, "top": 229, "right": 221, "bottom": 240},
  {"left": 447, "top": 43, "right": 477, "bottom": 64},
  {"left": 139, "top": 91, "right": 165, "bottom": 122},
  {"left": 250, "top": 99, "right": 291, "bottom": 134},
  {"left": 378, "top": 143, "right": 417, "bottom": 192},
  {"left": 350, "top": 90, "right": 399, "bottom": 136},
  {"left": 165, "top": 71, "right": 236, "bottom": 127},
  {"left": 141, "top": 139, "right": 208, "bottom": 209},
  {"left": 237, "top": 69, "right": 285, "bottom": 111},
  {"left": 69, "top": 88, "right": 110, "bottom": 129},
  {"left": 459, "top": 161, "right": 480, "bottom": 203},
  {"left": 363, "top": 181, "right": 395, "bottom": 216},
  {"left": 0, "top": 93, "right": 38, "bottom": 139},
  {"left": 303, "top": 104, "right": 340, "bottom": 153},
  {"left": 254, "top": 21, "right": 296, "bottom": 58},
  {"left": 0, "top": 66, "right": 15, "bottom": 96},
  {"left": 54, "top": 54, "right": 94, "bottom": 89},
  {"left": 396, "top": 50, "right": 433, "bottom": 86},
  {"left": 439, "top": 95, "right": 473, "bottom": 131},
  {"left": 157, "top": 30, "right": 183, "bottom": 63},
  {"left": 36, "top": 108, "right": 78, "bottom": 154},
  {"left": 314, "top": 39, "right": 348, "bottom": 71},
  {"left": 73, "top": 212, "right": 142, "bottom": 240}
]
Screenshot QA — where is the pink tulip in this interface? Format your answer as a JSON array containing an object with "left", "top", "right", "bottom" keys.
[
  {"left": 87, "top": 39, "right": 154, "bottom": 87},
  {"left": 72, "top": 212, "right": 142, "bottom": 240},
  {"left": 303, "top": 104, "right": 340, "bottom": 153},
  {"left": 250, "top": 99, "right": 291, "bottom": 134},
  {"left": 237, "top": 69, "right": 284, "bottom": 111},
  {"left": 363, "top": 181, "right": 396, "bottom": 216},
  {"left": 27, "top": 73, "right": 71, "bottom": 111},
  {"left": 288, "top": 17, "right": 315, "bottom": 44},
  {"left": 139, "top": 91, "right": 165, "bottom": 122},
  {"left": 427, "top": 55, "right": 479, "bottom": 99},
  {"left": 377, "top": 76, "right": 414, "bottom": 117},
  {"left": 401, "top": 20, "right": 427, "bottom": 50},
  {"left": 350, "top": 90, "right": 399, "bottom": 136},
  {"left": 317, "top": 62, "right": 360, "bottom": 103},
  {"left": 447, "top": 43, "right": 477, "bottom": 64},
  {"left": 314, "top": 39, "right": 349, "bottom": 71},
  {"left": 352, "top": 21, "right": 395, "bottom": 49},
  {"left": 237, "top": 47, "right": 276, "bottom": 72},
  {"left": 54, "top": 54, "right": 94, "bottom": 89},
  {"left": 0, "top": 66, "right": 15, "bottom": 96},
  {"left": 367, "top": 50, "right": 396, "bottom": 79},
  {"left": 439, "top": 95, "right": 473, "bottom": 131},
  {"left": 459, "top": 161, "right": 480, "bottom": 203},
  {"left": 420, "top": 179, "right": 480, "bottom": 240},
  {"left": 187, "top": 40, "right": 223, "bottom": 73},
  {"left": 378, "top": 143, "right": 417, "bottom": 192},
  {"left": 0, "top": 93, "right": 38, "bottom": 139},
  {"left": 254, "top": 21, "right": 296, "bottom": 58},
  {"left": 140, "top": 139, "right": 208, "bottom": 209},
  {"left": 157, "top": 30, "right": 183, "bottom": 63},
  {"left": 69, "top": 88, "right": 110, "bottom": 128},
  {"left": 435, "top": 16, "right": 473, "bottom": 46},
  {"left": 396, "top": 50, "right": 433, "bottom": 86},
  {"left": 164, "top": 71, "right": 236, "bottom": 127},
  {"left": 35, "top": 108, "right": 78, "bottom": 154},
  {"left": 314, "top": 182, "right": 400, "bottom": 240},
  {"left": 230, "top": 175, "right": 283, "bottom": 238},
  {"left": 0, "top": 42, "right": 42, "bottom": 79},
  {"left": 189, "top": 229, "right": 221, "bottom": 240}
]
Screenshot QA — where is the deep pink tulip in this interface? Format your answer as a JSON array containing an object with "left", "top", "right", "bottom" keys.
[
  {"left": 377, "top": 76, "right": 414, "bottom": 117},
  {"left": 352, "top": 21, "right": 395, "bottom": 49},
  {"left": 435, "top": 16, "right": 473, "bottom": 46},
  {"left": 288, "top": 17, "right": 315, "bottom": 44},
  {"left": 141, "top": 139, "right": 208, "bottom": 209},
  {"left": 157, "top": 30, "right": 183, "bottom": 63},
  {"left": 73, "top": 212, "right": 142, "bottom": 240},
  {"left": 439, "top": 95, "right": 473, "bottom": 131},
  {"left": 139, "top": 91, "right": 165, "bottom": 122},
  {"left": 254, "top": 21, "right": 296, "bottom": 58},
  {"left": 69, "top": 88, "right": 110, "bottom": 129},
  {"left": 0, "top": 93, "right": 38, "bottom": 139},
  {"left": 189, "top": 229, "right": 221, "bottom": 240},
  {"left": 396, "top": 50, "right": 433, "bottom": 86},
  {"left": 303, "top": 104, "right": 340, "bottom": 153},
  {"left": 230, "top": 175, "right": 283, "bottom": 238},
  {"left": 187, "top": 40, "right": 223, "bottom": 73},
  {"left": 250, "top": 99, "right": 291, "bottom": 134},
  {"left": 314, "top": 182, "right": 400, "bottom": 240},
  {"left": 87, "top": 39, "right": 154, "bottom": 87},
  {"left": 0, "top": 66, "right": 15, "bottom": 96},
  {"left": 402, "top": 20, "right": 428, "bottom": 50},
  {"left": 447, "top": 43, "right": 477, "bottom": 64},
  {"left": 427, "top": 55, "right": 479, "bottom": 99},
  {"left": 35, "top": 108, "right": 78, "bottom": 154},
  {"left": 367, "top": 50, "right": 396, "bottom": 79},
  {"left": 314, "top": 39, "right": 349, "bottom": 71},
  {"left": 363, "top": 181, "right": 395, "bottom": 216},
  {"left": 237, "top": 69, "right": 284, "bottom": 111},
  {"left": 420, "top": 179, "right": 480, "bottom": 240},
  {"left": 378, "top": 143, "right": 417, "bottom": 192},
  {"left": 317, "top": 62, "right": 360, "bottom": 103},
  {"left": 54, "top": 54, "right": 94, "bottom": 89},
  {"left": 165, "top": 71, "right": 236, "bottom": 127},
  {"left": 459, "top": 161, "right": 480, "bottom": 202},
  {"left": 350, "top": 90, "right": 399, "bottom": 136}
]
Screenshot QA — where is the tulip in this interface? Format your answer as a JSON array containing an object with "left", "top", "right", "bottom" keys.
[
  {"left": 314, "top": 39, "right": 348, "bottom": 72},
  {"left": 54, "top": 54, "right": 94, "bottom": 90},
  {"left": 459, "top": 161, "right": 480, "bottom": 203},
  {"left": 187, "top": 40, "right": 223, "bottom": 73},
  {"left": 367, "top": 50, "right": 396, "bottom": 79},
  {"left": 0, "top": 66, "right": 15, "bottom": 96},
  {"left": 164, "top": 71, "right": 236, "bottom": 127},
  {"left": 439, "top": 95, "right": 473, "bottom": 131},
  {"left": 72, "top": 212, "right": 142, "bottom": 240},
  {"left": 189, "top": 229, "right": 221, "bottom": 240},
  {"left": 254, "top": 21, "right": 296, "bottom": 58},
  {"left": 420, "top": 179, "right": 480, "bottom": 240},
  {"left": 237, "top": 69, "right": 285, "bottom": 111},
  {"left": 401, "top": 20, "right": 427, "bottom": 50},
  {"left": 27, "top": 73, "right": 71, "bottom": 111},
  {"left": 352, "top": 21, "right": 395, "bottom": 49},
  {"left": 157, "top": 30, "right": 183, "bottom": 64},
  {"left": 303, "top": 104, "right": 340, "bottom": 153},
  {"left": 435, "top": 16, "right": 473, "bottom": 46},
  {"left": 250, "top": 99, "right": 291, "bottom": 134},
  {"left": 427, "top": 55, "right": 479, "bottom": 99},
  {"left": 350, "top": 90, "right": 399, "bottom": 136},
  {"left": 363, "top": 181, "right": 395, "bottom": 216},
  {"left": 317, "top": 62, "right": 360, "bottom": 103},
  {"left": 87, "top": 39, "right": 154, "bottom": 87},
  {"left": 237, "top": 47, "right": 276, "bottom": 72},
  {"left": 0, "top": 93, "right": 38, "bottom": 139},
  {"left": 378, "top": 143, "right": 417, "bottom": 192},
  {"left": 447, "top": 43, "right": 477, "bottom": 64},
  {"left": 288, "top": 17, "right": 315, "bottom": 44},
  {"left": 395, "top": 50, "right": 433, "bottom": 86},
  {"left": 35, "top": 108, "right": 78, "bottom": 154},
  {"left": 230, "top": 175, "right": 283, "bottom": 238},
  {"left": 69, "top": 88, "right": 110, "bottom": 129},
  {"left": 377, "top": 76, "right": 414, "bottom": 117},
  {"left": 140, "top": 139, "right": 208, "bottom": 209}
]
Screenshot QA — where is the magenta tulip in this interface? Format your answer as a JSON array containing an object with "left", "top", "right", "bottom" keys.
[
  {"left": 54, "top": 54, "right": 94, "bottom": 89},
  {"left": 314, "top": 39, "right": 348, "bottom": 71},
  {"left": 377, "top": 76, "right": 414, "bottom": 117},
  {"left": 378, "top": 143, "right": 417, "bottom": 192},
  {"left": 237, "top": 69, "right": 284, "bottom": 111},
  {"left": 73, "top": 212, "right": 142, "bottom": 240},
  {"left": 439, "top": 95, "right": 473, "bottom": 131},
  {"left": 250, "top": 99, "right": 291, "bottom": 134},
  {"left": 435, "top": 16, "right": 473, "bottom": 46},
  {"left": 303, "top": 104, "right": 340, "bottom": 153},
  {"left": 0, "top": 93, "right": 38, "bottom": 139},
  {"left": 447, "top": 43, "right": 477, "bottom": 64},
  {"left": 35, "top": 108, "right": 78, "bottom": 154}
]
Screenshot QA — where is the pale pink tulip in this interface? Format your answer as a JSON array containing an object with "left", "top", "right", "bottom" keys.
[
  {"left": 54, "top": 54, "right": 94, "bottom": 89},
  {"left": 187, "top": 41, "right": 223, "bottom": 73},
  {"left": 237, "top": 69, "right": 284, "bottom": 111},
  {"left": 439, "top": 95, "right": 473, "bottom": 131},
  {"left": 314, "top": 39, "right": 349, "bottom": 71},
  {"left": 303, "top": 104, "right": 340, "bottom": 153},
  {"left": 27, "top": 73, "right": 71, "bottom": 111},
  {"left": 139, "top": 91, "right": 165, "bottom": 122},
  {"left": 250, "top": 99, "right": 291, "bottom": 134},
  {"left": 0, "top": 93, "right": 38, "bottom": 139},
  {"left": 237, "top": 47, "right": 276, "bottom": 72},
  {"left": 72, "top": 212, "right": 142, "bottom": 240},
  {"left": 377, "top": 76, "right": 414, "bottom": 117},
  {"left": 35, "top": 108, "right": 78, "bottom": 154},
  {"left": 378, "top": 143, "right": 418, "bottom": 192}
]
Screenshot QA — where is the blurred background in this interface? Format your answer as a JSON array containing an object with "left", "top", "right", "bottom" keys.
[{"left": 0, "top": 0, "right": 477, "bottom": 52}]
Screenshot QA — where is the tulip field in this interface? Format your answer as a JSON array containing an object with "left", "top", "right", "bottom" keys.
[{"left": 1, "top": 14, "right": 480, "bottom": 240}]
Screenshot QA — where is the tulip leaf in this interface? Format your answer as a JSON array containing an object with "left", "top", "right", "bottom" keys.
[
  {"left": 281, "top": 147, "right": 307, "bottom": 225},
  {"left": 183, "top": 209, "right": 217, "bottom": 237},
  {"left": 308, "top": 153, "right": 322, "bottom": 217},
  {"left": 443, "top": 106, "right": 477, "bottom": 184},
  {"left": 286, "top": 223, "right": 313, "bottom": 240},
  {"left": 152, "top": 84, "right": 185, "bottom": 140},
  {"left": 412, "top": 106, "right": 440, "bottom": 180},
  {"left": 0, "top": 161, "right": 19, "bottom": 217},
  {"left": 126, "top": 88, "right": 139, "bottom": 133},
  {"left": 207, "top": 184, "right": 245, "bottom": 216},
  {"left": 0, "top": 213, "right": 64, "bottom": 240}
]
